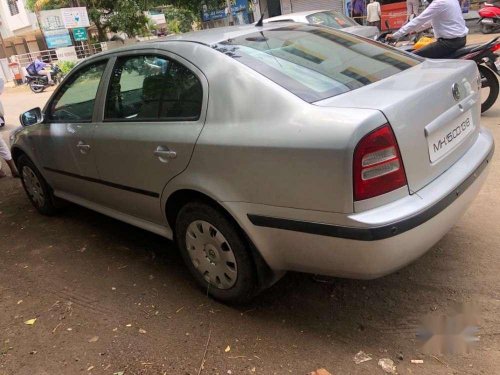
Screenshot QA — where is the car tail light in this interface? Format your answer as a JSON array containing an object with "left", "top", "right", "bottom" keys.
[
  {"left": 353, "top": 125, "right": 407, "bottom": 201},
  {"left": 490, "top": 43, "right": 500, "bottom": 53}
]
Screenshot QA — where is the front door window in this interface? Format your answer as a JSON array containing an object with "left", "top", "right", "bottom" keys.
[{"left": 46, "top": 61, "right": 107, "bottom": 123}]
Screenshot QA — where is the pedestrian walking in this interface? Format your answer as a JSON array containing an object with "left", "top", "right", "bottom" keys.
[
  {"left": 366, "top": 0, "right": 382, "bottom": 30},
  {"left": 352, "top": 0, "right": 365, "bottom": 25},
  {"left": 407, "top": 0, "right": 420, "bottom": 21},
  {"left": 0, "top": 137, "right": 18, "bottom": 178}
]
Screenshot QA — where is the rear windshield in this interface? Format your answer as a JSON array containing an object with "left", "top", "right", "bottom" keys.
[
  {"left": 213, "top": 25, "right": 421, "bottom": 102},
  {"left": 306, "top": 11, "right": 357, "bottom": 29}
]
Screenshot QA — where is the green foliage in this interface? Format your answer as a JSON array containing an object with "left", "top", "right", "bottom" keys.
[
  {"left": 57, "top": 60, "right": 77, "bottom": 75},
  {"left": 107, "top": 0, "right": 150, "bottom": 37},
  {"left": 163, "top": 5, "right": 197, "bottom": 34},
  {"left": 26, "top": 0, "right": 206, "bottom": 40}
]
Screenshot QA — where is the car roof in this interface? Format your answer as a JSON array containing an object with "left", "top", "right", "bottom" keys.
[
  {"left": 81, "top": 23, "right": 304, "bottom": 62},
  {"left": 163, "top": 22, "right": 299, "bottom": 45},
  {"left": 265, "top": 10, "right": 332, "bottom": 21}
]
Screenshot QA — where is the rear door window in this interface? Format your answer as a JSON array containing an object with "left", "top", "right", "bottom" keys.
[
  {"left": 104, "top": 55, "right": 203, "bottom": 122},
  {"left": 213, "top": 24, "right": 421, "bottom": 102}
]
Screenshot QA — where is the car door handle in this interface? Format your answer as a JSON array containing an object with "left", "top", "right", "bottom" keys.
[
  {"left": 76, "top": 141, "right": 91, "bottom": 154},
  {"left": 154, "top": 146, "right": 177, "bottom": 161}
]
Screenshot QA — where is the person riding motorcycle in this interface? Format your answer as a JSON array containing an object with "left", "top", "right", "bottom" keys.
[
  {"left": 387, "top": 0, "right": 469, "bottom": 58},
  {"left": 26, "top": 55, "right": 54, "bottom": 85}
]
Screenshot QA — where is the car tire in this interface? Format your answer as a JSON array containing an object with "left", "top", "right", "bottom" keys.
[
  {"left": 175, "top": 201, "right": 258, "bottom": 303},
  {"left": 17, "top": 155, "right": 58, "bottom": 215},
  {"left": 479, "top": 65, "right": 499, "bottom": 114}
]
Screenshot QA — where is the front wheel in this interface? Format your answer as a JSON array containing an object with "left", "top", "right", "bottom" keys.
[
  {"left": 17, "top": 155, "right": 58, "bottom": 215},
  {"left": 479, "top": 65, "right": 499, "bottom": 114},
  {"left": 175, "top": 202, "right": 258, "bottom": 303}
]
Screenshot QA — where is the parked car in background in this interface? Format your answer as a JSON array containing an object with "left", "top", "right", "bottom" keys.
[
  {"left": 11, "top": 23, "right": 494, "bottom": 303},
  {"left": 264, "top": 10, "right": 379, "bottom": 39}
]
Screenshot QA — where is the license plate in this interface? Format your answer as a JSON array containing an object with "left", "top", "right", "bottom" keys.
[
  {"left": 482, "top": 18, "right": 494, "bottom": 24},
  {"left": 427, "top": 111, "right": 475, "bottom": 163}
]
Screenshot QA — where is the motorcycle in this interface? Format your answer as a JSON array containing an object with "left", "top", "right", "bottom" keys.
[
  {"left": 479, "top": 2, "right": 500, "bottom": 34},
  {"left": 25, "top": 63, "right": 62, "bottom": 94},
  {"left": 378, "top": 27, "right": 500, "bottom": 113}
]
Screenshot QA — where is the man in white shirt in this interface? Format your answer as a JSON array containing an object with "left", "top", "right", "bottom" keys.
[
  {"left": 0, "top": 138, "right": 19, "bottom": 178},
  {"left": 366, "top": 0, "right": 381, "bottom": 30},
  {"left": 387, "top": 0, "right": 468, "bottom": 58}
]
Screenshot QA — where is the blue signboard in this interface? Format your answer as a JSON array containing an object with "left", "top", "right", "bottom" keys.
[
  {"left": 45, "top": 29, "right": 72, "bottom": 48},
  {"left": 202, "top": 0, "right": 249, "bottom": 23}
]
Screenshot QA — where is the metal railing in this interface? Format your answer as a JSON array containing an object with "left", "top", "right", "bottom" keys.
[
  {"left": 10, "top": 42, "right": 106, "bottom": 66},
  {"left": 12, "top": 49, "right": 58, "bottom": 66}
]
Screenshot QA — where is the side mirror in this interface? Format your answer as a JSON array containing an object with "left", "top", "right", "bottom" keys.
[{"left": 20, "top": 107, "right": 43, "bottom": 127}]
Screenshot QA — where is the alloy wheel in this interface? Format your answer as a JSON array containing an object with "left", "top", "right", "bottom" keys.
[
  {"left": 185, "top": 220, "right": 238, "bottom": 289},
  {"left": 22, "top": 166, "right": 45, "bottom": 208}
]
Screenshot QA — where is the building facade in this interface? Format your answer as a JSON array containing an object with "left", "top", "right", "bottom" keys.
[
  {"left": 256, "top": 0, "right": 344, "bottom": 18},
  {"left": 0, "top": 0, "right": 44, "bottom": 58}
]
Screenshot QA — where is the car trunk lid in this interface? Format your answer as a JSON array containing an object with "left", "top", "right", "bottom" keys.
[{"left": 315, "top": 59, "right": 481, "bottom": 194}]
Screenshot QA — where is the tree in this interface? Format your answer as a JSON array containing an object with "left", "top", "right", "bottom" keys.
[
  {"left": 27, "top": 0, "right": 162, "bottom": 41},
  {"left": 162, "top": 4, "right": 197, "bottom": 34}
]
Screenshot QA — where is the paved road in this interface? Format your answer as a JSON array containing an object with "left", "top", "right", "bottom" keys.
[{"left": 0, "top": 59, "right": 499, "bottom": 375}]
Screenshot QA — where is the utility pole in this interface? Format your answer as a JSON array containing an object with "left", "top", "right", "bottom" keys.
[{"left": 226, "top": 0, "right": 234, "bottom": 26}]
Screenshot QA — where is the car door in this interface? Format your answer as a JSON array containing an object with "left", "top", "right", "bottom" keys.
[
  {"left": 91, "top": 51, "right": 208, "bottom": 225},
  {"left": 38, "top": 59, "right": 109, "bottom": 200}
]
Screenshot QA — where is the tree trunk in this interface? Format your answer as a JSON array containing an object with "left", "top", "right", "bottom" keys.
[{"left": 94, "top": 21, "right": 107, "bottom": 42}]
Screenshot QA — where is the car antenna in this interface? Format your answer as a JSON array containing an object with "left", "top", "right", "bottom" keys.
[
  {"left": 255, "top": 7, "right": 267, "bottom": 27},
  {"left": 256, "top": 14, "right": 265, "bottom": 27}
]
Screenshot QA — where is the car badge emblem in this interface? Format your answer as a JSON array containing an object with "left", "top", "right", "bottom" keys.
[{"left": 452, "top": 83, "right": 461, "bottom": 101}]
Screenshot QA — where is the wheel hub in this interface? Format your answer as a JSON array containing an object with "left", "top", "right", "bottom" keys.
[{"left": 205, "top": 244, "right": 219, "bottom": 263}]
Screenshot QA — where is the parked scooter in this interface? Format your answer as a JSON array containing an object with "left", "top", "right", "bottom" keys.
[
  {"left": 479, "top": 2, "right": 500, "bottom": 34},
  {"left": 378, "top": 25, "right": 500, "bottom": 113},
  {"left": 25, "top": 63, "right": 62, "bottom": 94}
]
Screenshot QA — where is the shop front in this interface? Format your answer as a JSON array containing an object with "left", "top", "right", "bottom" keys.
[
  {"left": 258, "top": 0, "right": 344, "bottom": 18},
  {"left": 380, "top": 0, "right": 408, "bottom": 30}
]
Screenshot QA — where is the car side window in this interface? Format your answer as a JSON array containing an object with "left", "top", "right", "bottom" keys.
[
  {"left": 46, "top": 61, "right": 107, "bottom": 123},
  {"left": 104, "top": 55, "right": 203, "bottom": 122}
]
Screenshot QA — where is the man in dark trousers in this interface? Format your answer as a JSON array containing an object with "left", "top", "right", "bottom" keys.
[{"left": 387, "top": 0, "right": 468, "bottom": 58}]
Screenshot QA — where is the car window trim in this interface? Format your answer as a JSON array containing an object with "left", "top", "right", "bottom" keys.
[
  {"left": 98, "top": 50, "right": 206, "bottom": 124},
  {"left": 43, "top": 58, "right": 112, "bottom": 125}
]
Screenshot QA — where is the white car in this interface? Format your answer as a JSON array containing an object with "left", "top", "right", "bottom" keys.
[{"left": 265, "top": 10, "right": 379, "bottom": 39}]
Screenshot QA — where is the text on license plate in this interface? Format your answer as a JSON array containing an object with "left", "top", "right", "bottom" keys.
[{"left": 427, "top": 111, "right": 475, "bottom": 163}]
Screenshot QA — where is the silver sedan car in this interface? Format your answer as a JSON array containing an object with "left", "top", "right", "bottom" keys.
[
  {"left": 264, "top": 10, "right": 380, "bottom": 39},
  {"left": 11, "top": 23, "right": 494, "bottom": 302}
]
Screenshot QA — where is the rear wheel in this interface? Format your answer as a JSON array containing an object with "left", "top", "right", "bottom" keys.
[
  {"left": 29, "top": 79, "right": 45, "bottom": 93},
  {"left": 175, "top": 201, "right": 258, "bottom": 303},
  {"left": 17, "top": 155, "right": 58, "bottom": 215},
  {"left": 479, "top": 65, "right": 499, "bottom": 114},
  {"left": 480, "top": 23, "right": 493, "bottom": 34}
]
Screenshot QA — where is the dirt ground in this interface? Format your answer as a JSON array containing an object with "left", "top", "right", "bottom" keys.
[{"left": 1, "top": 39, "right": 500, "bottom": 375}]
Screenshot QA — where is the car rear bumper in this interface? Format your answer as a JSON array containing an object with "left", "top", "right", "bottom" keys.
[{"left": 226, "top": 129, "right": 494, "bottom": 279}]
